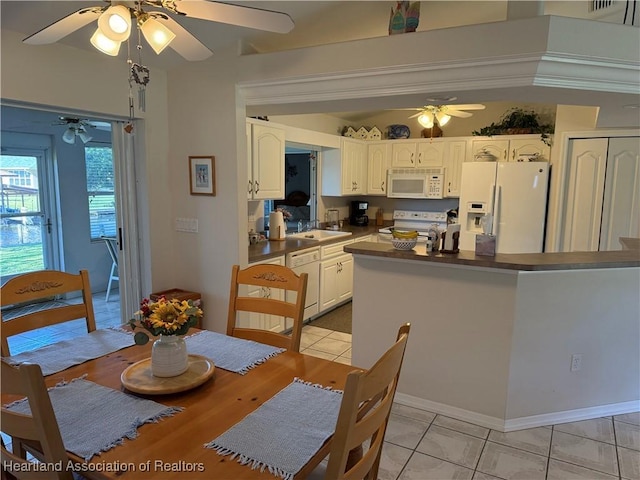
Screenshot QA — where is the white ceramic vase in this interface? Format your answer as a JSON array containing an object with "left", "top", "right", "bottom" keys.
[{"left": 151, "top": 335, "right": 188, "bottom": 377}]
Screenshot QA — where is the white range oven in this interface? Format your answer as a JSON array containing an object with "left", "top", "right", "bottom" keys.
[
  {"left": 378, "top": 210, "right": 448, "bottom": 251},
  {"left": 285, "top": 246, "right": 320, "bottom": 321}
]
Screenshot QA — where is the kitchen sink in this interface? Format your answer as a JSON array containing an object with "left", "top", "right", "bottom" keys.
[{"left": 287, "top": 230, "right": 353, "bottom": 242}]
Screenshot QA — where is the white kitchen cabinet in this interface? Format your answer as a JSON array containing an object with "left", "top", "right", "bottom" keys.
[
  {"left": 319, "top": 253, "right": 353, "bottom": 311},
  {"left": 367, "top": 142, "right": 391, "bottom": 195},
  {"left": 322, "top": 138, "right": 367, "bottom": 196},
  {"left": 469, "top": 135, "right": 550, "bottom": 163},
  {"left": 241, "top": 256, "right": 286, "bottom": 331},
  {"left": 391, "top": 140, "right": 444, "bottom": 168},
  {"left": 443, "top": 140, "right": 467, "bottom": 197},
  {"left": 247, "top": 122, "right": 285, "bottom": 200}
]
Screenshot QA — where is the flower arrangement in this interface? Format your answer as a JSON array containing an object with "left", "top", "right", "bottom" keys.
[
  {"left": 128, "top": 296, "right": 203, "bottom": 345},
  {"left": 275, "top": 207, "right": 292, "bottom": 221}
]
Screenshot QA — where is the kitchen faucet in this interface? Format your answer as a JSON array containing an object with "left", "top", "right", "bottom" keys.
[{"left": 305, "top": 219, "right": 319, "bottom": 231}]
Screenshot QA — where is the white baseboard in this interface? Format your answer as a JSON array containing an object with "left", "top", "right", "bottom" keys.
[{"left": 394, "top": 393, "right": 640, "bottom": 432}]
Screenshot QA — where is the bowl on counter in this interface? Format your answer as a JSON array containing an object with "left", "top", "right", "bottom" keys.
[{"left": 391, "top": 237, "right": 417, "bottom": 250}]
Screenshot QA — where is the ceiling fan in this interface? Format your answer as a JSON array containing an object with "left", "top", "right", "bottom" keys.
[
  {"left": 404, "top": 103, "right": 486, "bottom": 128},
  {"left": 52, "top": 116, "right": 111, "bottom": 144},
  {"left": 22, "top": 0, "right": 295, "bottom": 61}
]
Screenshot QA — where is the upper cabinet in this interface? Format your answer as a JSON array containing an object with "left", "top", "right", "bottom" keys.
[
  {"left": 443, "top": 140, "right": 467, "bottom": 198},
  {"left": 469, "top": 135, "right": 551, "bottom": 163},
  {"left": 247, "top": 121, "right": 285, "bottom": 200},
  {"left": 367, "top": 142, "right": 391, "bottom": 195},
  {"left": 322, "top": 138, "right": 367, "bottom": 196},
  {"left": 391, "top": 139, "right": 445, "bottom": 168}
]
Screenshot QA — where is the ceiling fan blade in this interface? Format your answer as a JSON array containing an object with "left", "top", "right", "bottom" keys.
[
  {"left": 173, "top": 0, "right": 294, "bottom": 33},
  {"left": 156, "top": 16, "right": 213, "bottom": 61},
  {"left": 446, "top": 110, "right": 474, "bottom": 118},
  {"left": 446, "top": 104, "right": 486, "bottom": 111},
  {"left": 87, "top": 121, "right": 112, "bottom": 131},
  {"left": 408, "top": 112, "right": 423, "bottom": 118},
  {"left": 23, "top": 7, "right": 103, "bottom": 45}
]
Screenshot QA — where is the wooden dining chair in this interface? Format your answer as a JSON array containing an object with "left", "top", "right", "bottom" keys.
[
  {"left": 1, "top": 360, "right": 74, "bottom": 480},
  {"left": 0, "top": 270, "right": 97, "bottom": 357},
  {"left": 322, "top": 323, "right": 411, "bottom": 480},
  {"left": 226, "top": 263, "right": 308, "bottom": 352}
]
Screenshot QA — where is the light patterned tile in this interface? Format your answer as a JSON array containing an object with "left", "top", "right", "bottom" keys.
[
  {"left": 472, "top": 473, "right": 503, "bottom": 480},
  {"left": 377, "top": 442, "right": 413, "bottom": 480},
  {"left": 550, "top": 431, "right": 618, "bottom": 476},
  {"left": 433, "top": 415, "right": 490, "bottom": 439},
  {"left": 309, "top": 337, "right": 351, "bottom": 356},
  {"left": 391, "top": 403, "right": 436, "bottom": 424},
  {"left": 615, "top": 419, "right": 640, "bottom": 451},
  {"left": 333, "top": 356, "right": 351, "bottom": 366},
  {"left": 547, "top": 458, "right": 619, "bottom": 480},
  {"left": 339, "top": 348, "right": 351, "bottom": 359},
  {"left": 300, "top": 348, "right": 337, "bottom": 361},
  {"left": 553, "top": 417, "right": 615, "bottom": 444},
  {"left": 398, "top": 452, "right": 474, "bottom": 480},
  {"left": 301, "top": 325, "right": 333, "bottom": 337},
  {"left": 618, "top": 446, "right": 640, "bottom": 480},
  {"left": 300, "top": 332, "right": 324, "bottom": 349},
  {"left": 615, "top": 412, "right": 640, "bottom": 426},
  {"left": 416, "top": 425, "right": 484, "bottom": 469},
  {"left": 487, "top": 427, "right": 552, "bottom": 456},
  {"left": 477, "top": 442, "right": 547, "bottom": 480},
  {"left": 385, "top": 412, "right": 431, "bottom": 449},
  {"left": 326, "top": 330, "right": 352, "bottom": 342}
]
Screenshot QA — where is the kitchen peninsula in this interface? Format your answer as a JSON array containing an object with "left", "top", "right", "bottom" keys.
[{"left": 345, "top": 242, "right": 640, "bottom": 431}]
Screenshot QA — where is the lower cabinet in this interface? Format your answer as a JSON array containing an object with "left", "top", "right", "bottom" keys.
[
  {"left": 240, "top": 256, "right": 286, "bottom": 332},
  {"left": 319, "top": 253, "right": 353, "bottom": 311}
]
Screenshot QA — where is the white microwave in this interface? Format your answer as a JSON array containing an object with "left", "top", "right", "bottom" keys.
[{"left": 387, "top": 168, "right": 445, "bottom": 199}]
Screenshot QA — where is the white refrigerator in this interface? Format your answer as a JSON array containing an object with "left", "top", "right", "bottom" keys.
[{"left": 458, "top": 162, "right": 550, "bottom": 253}]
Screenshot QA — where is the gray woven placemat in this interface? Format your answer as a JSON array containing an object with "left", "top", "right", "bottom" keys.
[
  {"left": 3, "top": 327, "right": 134, "bottom": 376},
  {"left": 4, "top": 376, "right": 182, "bottom": 461},
  {"left": 205, "top": 378, "right": 343, "bottom": 480},
  {"left": 185, "top": 330, "right": 285, "bottom": 375}
]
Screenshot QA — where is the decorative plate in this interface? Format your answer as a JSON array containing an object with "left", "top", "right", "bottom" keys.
[{"left": 388, "top": 124, "right": 411, "bottom": 139}]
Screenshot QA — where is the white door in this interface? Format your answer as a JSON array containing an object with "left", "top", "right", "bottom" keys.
[
  {"left": 252, "top": 124, "right": 285, "bottom": 200},
  {"left": 599, "top": 137, "right": 640, "bottom": 250},
  {"left": 367, "top": 142, "right": 390, "bottom": 195}
]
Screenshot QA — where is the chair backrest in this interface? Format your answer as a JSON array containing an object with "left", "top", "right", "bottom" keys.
[
  {"left": 0, "top": 270, "right": 96, "bottom": 356},
  {"left": 1, "top": 360, "right": 73, "bottom": 480},
  {"left": 226, "top": 264, "right": 308, "bottom": 352},
  {"left": 325, "top": 323, "right": 411, "bottom": 480}
]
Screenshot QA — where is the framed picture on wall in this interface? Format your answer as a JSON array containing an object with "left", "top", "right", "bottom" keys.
[{"left": 189, "top": 156, "right": 215, "bottom": 196}]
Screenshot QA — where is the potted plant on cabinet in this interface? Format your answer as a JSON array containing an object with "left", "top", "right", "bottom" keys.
[{"left": 472, "top": 108, "right": 554, "bottom": 146}]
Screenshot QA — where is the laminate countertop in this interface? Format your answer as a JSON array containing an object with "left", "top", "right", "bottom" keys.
[
  {"left": 248, "top": 224, "right": 384, "bottom": 263},
  {"left": 344, "top": 242, "right": 640, "bottom": 271}
]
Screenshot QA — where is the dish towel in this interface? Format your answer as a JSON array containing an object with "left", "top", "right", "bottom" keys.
[
  {"left": 185, "top": 330, "right": 285, "bottom": 375},
  {"left": 205, "top": 378, "right": 343, "bottom": 480},
  {"left": 4, "top": 376, "right": 182, "bottom": 461},
  {"left": 3, "top": 327, "right": 134, "bottom": 376}
]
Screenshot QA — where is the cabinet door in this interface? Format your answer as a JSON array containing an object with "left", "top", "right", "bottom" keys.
[
  {"left": 319, "top": 259, "right": 338, "bottom": 310},
  {"left": 251, "top": 124, "right": 285, "bottom": 199},
  {"left": 417, "top": 141, "right": 444, "bottom": 167},
  {"left": 599, "top": 137, "right": 640, "bottom": 250},
  {"left": 341, "top": 138, "right": 367, "bottom": 194},
  {"left": 246, "top": 122, "right": 253, "bottom": 199},
  {"left": 367, "top": 142, "right": 390, "bottom": 195},
  {"left": 336, "top": 253, "right": 353, "bottom": 302},
  {"left": 444, "top": 140, "right": 467, "bottom": 197},
  {"left": 470, "top": 139, "right": 509, "bottom": 162},
  {"left": 509, "top": 138, "right": 551, "bottom": 162},
  {"left": 562, "top": 138, "right": 608, "bottom": 252},
  {"left": 391, "top": 142, "right": 417, "bottom": 167}
]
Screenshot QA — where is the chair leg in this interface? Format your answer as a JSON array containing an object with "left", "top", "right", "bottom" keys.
[{"left": 105, "top": 262, "right": 116, "bottom": 302}]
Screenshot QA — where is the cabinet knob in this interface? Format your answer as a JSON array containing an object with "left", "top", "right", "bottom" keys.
[
  {"left": 410, "top": 153, "right": 414, "bottom": 164},
  {"left": 381, "top": 181, "right": 385, "bottom": 191},
  {"left": 254, "top": 181, "right": 259, "bottom": 193},
  {"left": 248, "top": 180, "right": 253, "bottom": 194}
]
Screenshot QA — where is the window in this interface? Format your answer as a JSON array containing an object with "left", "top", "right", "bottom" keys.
[{"left": 85, "top": 144, "right": 116, "bottom": 240}]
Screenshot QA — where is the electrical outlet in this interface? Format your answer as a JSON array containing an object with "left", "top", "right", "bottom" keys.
[{"left": 570, "top": 354, "right": 582, "bottom": 372}]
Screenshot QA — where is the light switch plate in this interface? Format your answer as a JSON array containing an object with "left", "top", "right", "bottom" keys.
[{"left": 175, "top": 217, "right": 199, "bottom": 233}]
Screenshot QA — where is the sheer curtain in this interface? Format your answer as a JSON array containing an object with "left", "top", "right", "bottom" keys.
[{"left": 111, "top": 120, "right": 142, "bottom": 320}]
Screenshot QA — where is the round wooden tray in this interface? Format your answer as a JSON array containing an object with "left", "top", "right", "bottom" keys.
[{"left": 121, "top": 354, "right": 215, "bottom": 395}]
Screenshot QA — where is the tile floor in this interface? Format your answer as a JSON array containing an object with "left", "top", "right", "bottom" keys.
[{"left": 4, "top": 295, "right": 639, "bottom": 480}]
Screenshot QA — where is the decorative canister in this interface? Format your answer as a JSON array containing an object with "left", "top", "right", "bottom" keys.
[{"left": 151, "top": 335, "right": 188, "bottom": 377}]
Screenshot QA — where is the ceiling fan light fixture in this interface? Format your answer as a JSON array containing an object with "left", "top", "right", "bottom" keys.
[
  {"left": 97, "top": 5, "right": 131, "bottom": 42},
  {"left": 139, "top": 16, "right": 176, "bottom": 54},
  {"left": 417, "top": 111, "right": 434, "bottom": 128},
  {"left": 90, "top": 28, "right": 121, "bottom": 56},
  {"left": 435, "top": 112, "right": 451, "bottom": 126},
  {"left": 62, "top": 127, "right": 76, "bottom": 144},
  {"left": 77, "top": 127, "right": 93, "bottom": 144}
]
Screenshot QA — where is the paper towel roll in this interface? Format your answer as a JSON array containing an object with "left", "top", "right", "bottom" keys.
[{"left": 268, "top": 211, "right": 286, "bottom": 240}]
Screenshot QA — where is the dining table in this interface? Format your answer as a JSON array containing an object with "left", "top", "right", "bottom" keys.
[{"left": 1, "top": 329, "right": 357, "bottom": 480}]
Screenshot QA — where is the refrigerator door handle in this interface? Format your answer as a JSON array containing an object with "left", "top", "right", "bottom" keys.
[{"left": 493, "top": 185, "right": 501, "bottom": 237}]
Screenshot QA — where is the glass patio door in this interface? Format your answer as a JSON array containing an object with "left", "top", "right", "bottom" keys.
[{"left": 0, "top": 149, "right": 55, "bottom": 283}]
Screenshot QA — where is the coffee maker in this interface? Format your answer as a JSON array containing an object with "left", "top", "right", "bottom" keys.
[{"left": 349, "top": 201, "right": 369, "bottom": 226}]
